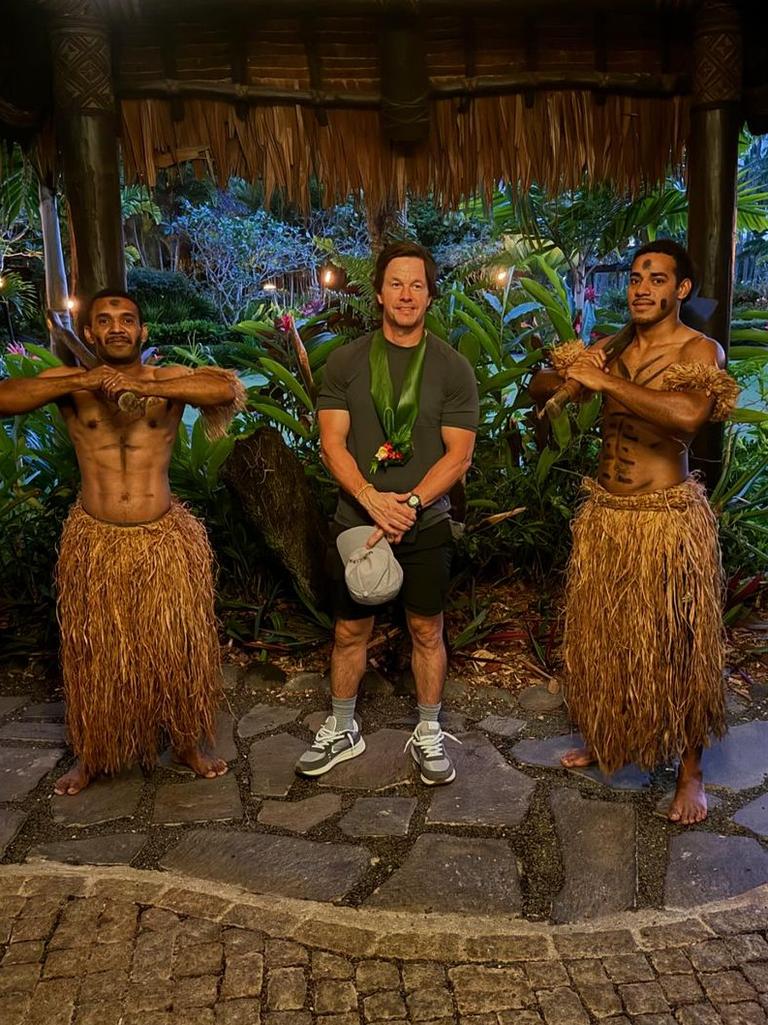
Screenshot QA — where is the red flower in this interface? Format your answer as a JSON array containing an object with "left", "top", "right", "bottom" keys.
[
  {"left": 276, "top": 313, "right": 294, "bottom": 333},
  {"left": 584, "top": 285, "right": 597, "bottom": 303}
]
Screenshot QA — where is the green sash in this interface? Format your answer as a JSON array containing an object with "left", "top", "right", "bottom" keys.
[{"left": 368, "top": 329, "right": 427, "bottom": 473}]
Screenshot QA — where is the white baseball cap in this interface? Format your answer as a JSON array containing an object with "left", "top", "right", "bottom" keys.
[{"left": 336, "top": 526, "right": 404, "bottom": 605}]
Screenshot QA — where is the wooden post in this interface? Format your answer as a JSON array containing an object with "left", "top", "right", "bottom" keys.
[
  {"left": 48, "top": 0, "right": 124, "bottom": 319},
  {"left": 687, "top": 0, "right": 742, "bottom": 489},
  {"left": 38, "top": 180, "right": 74, "bottom": 362}
]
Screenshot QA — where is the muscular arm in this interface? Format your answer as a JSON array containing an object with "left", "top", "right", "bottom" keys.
[
  {"left": 410, "top": 426, "right": 475, "bottom": 507},
  {"left": 318, "top": 408, "right": 416, "bottom": 536},
  {"left": 597, "top": 376, "right": 714, "bottom": 434},
  {"left": 0, "top": 366, "right": 99, "bottom": 416},
  {"left": 132, "top": 367, "right": 238, "bottom": 408},
  {"left": 566, "top": 336, "right": 724, "bottom": 435}
]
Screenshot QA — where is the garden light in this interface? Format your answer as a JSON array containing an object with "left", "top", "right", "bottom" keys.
[
  {"left": 322, "top": 267, "right": 335, "bottom": 287},
  {"left": 263, "top": 282, "right": 277, "bottom": 291},
  {"left": 495, "top": 268, "right": 509, "bottom": 285},
  {"left": 66, "top": 297, "right": 77, "bottom": 311},
  {"left": 0, "top": 276, "right": 5, "bottom": 290}
]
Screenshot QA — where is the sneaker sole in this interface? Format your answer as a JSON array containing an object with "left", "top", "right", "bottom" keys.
[
  {"left": 419, "top": 767, "right": 456, "bottom": 786},
  {"left": 296, "top": 737, "right": 366, "bottom": 777}
]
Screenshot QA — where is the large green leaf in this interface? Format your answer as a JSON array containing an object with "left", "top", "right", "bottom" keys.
[
  {"left": 248, "top": 400, "right": 310, "bottom": 439},
  {"left": 258, "top": 357, "right": 314, "bottom": 412},
  {"left": 518, "top": 279, "right": 573, "bottom": 341}
]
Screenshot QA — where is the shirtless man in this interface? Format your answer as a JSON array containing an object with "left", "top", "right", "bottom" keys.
[
  {"left": 531, "top": 240, "right": 739, "bottom": 825},
  {"left": 0, "top": 290, "right": 244, "bottom": 793}
]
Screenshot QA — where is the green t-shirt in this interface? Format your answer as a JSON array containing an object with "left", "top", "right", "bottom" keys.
[{"left": 317, "top": 331, "right": 479, "bottom": 528}]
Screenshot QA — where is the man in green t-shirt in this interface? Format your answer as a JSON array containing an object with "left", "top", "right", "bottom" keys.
[{"left": 296, "top": 242, "right": 479, "bottom": 786}]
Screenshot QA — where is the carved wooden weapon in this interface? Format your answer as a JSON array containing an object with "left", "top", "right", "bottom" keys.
[{"left": 540, "top": 321, "right": 636, "bottom": 420}]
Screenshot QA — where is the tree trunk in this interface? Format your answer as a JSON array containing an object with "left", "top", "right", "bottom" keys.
[{"left": 220, "top": 428, "right": 330, "bottom": 608}]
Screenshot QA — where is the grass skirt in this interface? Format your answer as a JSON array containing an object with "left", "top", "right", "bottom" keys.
[
  {"left": 563, "top": 477, "right": 726, "bottom": 774},
  {"left": 56, "top": 500, "right": 220, "bottom": 774}
]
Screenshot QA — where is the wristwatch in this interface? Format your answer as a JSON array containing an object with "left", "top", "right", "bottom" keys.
[{"left": 406, "top": 493, "right": 423, "bottom": 515}]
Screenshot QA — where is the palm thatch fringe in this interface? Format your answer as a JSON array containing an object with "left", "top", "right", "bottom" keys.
[
  {"left": 56, "top": 500, "right": 221, "bottom": 775},
  {"left": 119, "top": 92, "right": 688, "bottom": 212},
  {"left": 663, "top": 363, "right": 741, "bottom": 421},
  {"left": 563, "top": 476, "right": 726, "bottom": 774}
]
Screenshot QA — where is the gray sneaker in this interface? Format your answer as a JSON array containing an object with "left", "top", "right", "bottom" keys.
[
  {"left": 405, "top": 721, "right": 460, "bottom": 785},
  {"left": 295, "top": 715, "right": 366, "bottom": 777}
]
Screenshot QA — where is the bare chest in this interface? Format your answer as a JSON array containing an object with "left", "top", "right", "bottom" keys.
[{"left": 64, "top": 393, "right": 179, "bottom": 458}]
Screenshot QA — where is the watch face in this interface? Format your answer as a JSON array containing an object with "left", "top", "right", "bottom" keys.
[{"left": 408, "top": 494, "right": 420, "bottom": 508}]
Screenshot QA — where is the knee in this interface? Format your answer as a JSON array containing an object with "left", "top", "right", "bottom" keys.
[
  {"left": 408, "top": 615, "right": 444, "bottom": 652},
  {"left": 334, "top": 618, "right": 372, "bottom": 651}
]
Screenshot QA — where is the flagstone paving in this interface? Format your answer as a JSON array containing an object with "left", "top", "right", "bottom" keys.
[{"left": 3, "top": 663, "right": 768, "bottom": 934}]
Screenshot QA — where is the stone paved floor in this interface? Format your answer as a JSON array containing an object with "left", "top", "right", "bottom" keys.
[
  {"left": 2, "top": 864, "right": 768, "bottom": 1025},
  {"left": 3, "top": 665, "right": 768, "bottom": 925}
]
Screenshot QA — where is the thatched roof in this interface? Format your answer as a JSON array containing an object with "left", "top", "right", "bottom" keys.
[{"left": 3, "top": 1, "right": 767, "bottom": 210}]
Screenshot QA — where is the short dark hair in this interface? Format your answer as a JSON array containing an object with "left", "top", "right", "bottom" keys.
[
  {"left": 631, "top": 239, "right": 696, "bottom": 295},
  {"left": 84, "top": 289, "right": 144, "bottom": 325},
  {"left": 373, "top": 241, "right": 439, "bottom": 300}
]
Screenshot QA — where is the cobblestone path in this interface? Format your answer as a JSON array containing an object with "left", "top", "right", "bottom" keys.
[{"left": 2, "top": 866, "right": 768, "bottom": 1025}]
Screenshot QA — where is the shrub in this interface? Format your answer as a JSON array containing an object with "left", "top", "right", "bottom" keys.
[
  {"left": 127, "top": 268, "right": 218, "bottom": 323},
  {"left": 145, "top": 320, "right": 232, "bottom": 348}
]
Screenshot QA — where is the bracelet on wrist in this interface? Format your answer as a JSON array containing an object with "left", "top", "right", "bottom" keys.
[{"left": 354, "top": 482, "right": 373, "bottom": 503}]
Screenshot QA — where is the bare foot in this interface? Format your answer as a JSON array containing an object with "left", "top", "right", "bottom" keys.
[
  {"left": 174, "top": 745, "right": 228, "bottom": 779},
  {"left": 54, "top": 762, "right": 91, "bottom": 796},
  {"left": 560, "top": 746, "right": 596, "bottom": 768},
  {"left": 668, "top": 770, "right": 707, "bottom": 825}
]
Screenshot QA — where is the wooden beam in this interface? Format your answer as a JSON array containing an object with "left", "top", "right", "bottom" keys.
[
  {"left": 116, "top": 69, "right": 690, "bottom": 107},
  {"left": 50, "top": 2, "right": 125, "bottom": 308},
  {"left": 687, "top": 0, "right": 742, "bottom": 489}
]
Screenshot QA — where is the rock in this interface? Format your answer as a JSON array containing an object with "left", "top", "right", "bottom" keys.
[
  {"left": 476, "top": 715, "right": 525, "bottom": 739},
  {"left": 237, "top": 704, "right": 299, "bottom": 739},
  {"left": 18, "top": 700, "right": 64, "bottom": 720},
  {"left": 283, "top": 672, "right": 328, "bottom": 696},
  {"left": 664, "top": 833, "right": 768, "bottom": 908},
  {"left": 0, "top": 809, "right": 26, "bottom": 855},
  {"left": 517, "top": 683, "right": 564, "bottom": 713},
  {"left": 0, "top": 720, "right": 67, "bottom": 743},
  {"left": 732, "top": 794, "right": 768, "bottom": 837},
  {"left": 249, "top": 734, "right": 306, "bottom": 797},
  {"left": 219, "top": 664, "right": 242, "bottom": 691},
  {"left": 153, "top": 774, "right": 243, "bottom": 824},
  {"left": 243, "top": 663, "right": 288, "bottom": 690},
  {"left": 51, "top": 769, "right": 143, "bottom": 826},
  {"left": 427, "top": 733, "right": 536, "bottom": 828},
  {"left": 0, "top": 746, "right": 65, "bottom": 802},
  {"left": 511, "top": 734, "right": 650, "bottom": 791},
  {"left": 655, "top": 791, "right": 722, "bottom": 819},
  {"left": 572, "top": 763, "right": 651, "bottom": 792},
  {"left": 359, "top": 669, "right": 393, "bottom": 698},
  {"left": 701, "top": 721, "right": 768, "bottom": 791},
  {"left": 0, "top": 695, "right": 31, "bottom": 716},
  {"left": 27, "top": 833, "right": 146, "bottom": 866},
  {"left": 317, "top": 729, "right": 413, "bottom": 791},
  {"left": 339, "top": 797, "right": 417, "bottom": 837},
  {"left": 366, "top": 835, "right": 522, "bottom": 914},
  {"left": 550, "top": 788, "right": 636, "bottom": 924},
  {"left": 258, "top": 793, "right": 341, "bottom": 833},
  {"left": 162, "top": 828, "right": 370, "bottom": 901},
  {"left": 479, "top": 685, "right": 523, "bottom": 709}
]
